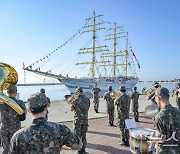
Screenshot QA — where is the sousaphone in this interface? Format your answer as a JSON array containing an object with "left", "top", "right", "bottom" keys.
[{"left": 0, "top": 62, "right": 24, "bottom": 115}]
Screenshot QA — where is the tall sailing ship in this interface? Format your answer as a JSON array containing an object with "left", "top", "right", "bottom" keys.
[{"left": 23, "top": 12, "right": 140, "bottom": 97}]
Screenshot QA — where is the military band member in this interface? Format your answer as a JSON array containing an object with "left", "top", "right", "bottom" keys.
[
  {"left": 0, "top": 85, "right": 26, "bottom": 154},
  {"left": 71, "top": 87, "right": 90, "bottom": 154},
  {"left": 131, "top": 86, "right": 139, "bottom": 122},
  {"left": 147, "top": 82, "right": 161, "bottom": 105},
  {"left": 40, "top": 88, "right": 51, "bottom": 119},
  {"left": 104, "top": 85, "right": 115, "bottom": 126},
  {"left": 175, "top": 83, "right": 180, "bottom": 109},
  {"left": 91, "top": 83, "right": 101, "bottom": 113},
  {"left": 9, "top": 92, "right": 82, "bottom": 154},
  {"left": 115, "top": 86, "right": 131, "bottom": 147},
  {"left": 141, "top": 87, "right": 180, "bottom": 153},
  {"left": 40, "top": 88, "right": 51, "bottom": 106}
]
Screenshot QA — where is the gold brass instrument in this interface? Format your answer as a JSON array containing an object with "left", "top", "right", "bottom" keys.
[
  {"left": 110, "top": 92, "right": 121, "bottom": 100},
  {"left": 67, "top": 90, "right": 81, "bottom": 105},
  {"left": 0, "top": 62, "right": 24, "bottom": 115},
  {"left": 68, "top": 95, "right": 75, "bottom": 105}
]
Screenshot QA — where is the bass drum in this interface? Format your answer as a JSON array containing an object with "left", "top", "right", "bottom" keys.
[{"left": 130, "top": 127, "right": 155, "bottom": 154}]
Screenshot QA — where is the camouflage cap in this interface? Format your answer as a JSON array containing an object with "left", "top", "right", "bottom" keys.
[
  {"left": 7, "top": 85, "right": 17, "bottom": 93},
  {"left": 75, "top": 86, "right": 83, "bottom": 92},
  {"left": 108, "top": 85, "right": 112, "bottom": 90},
  {"left": 155, "top": 87, "right": 169, "bottom": 96},
  {"left": 27, "top": 92, "right": 48, "bottom": 109},
  {"left": 40, "top": 88, "right": 45, "bottom": 93},
  {"left": 119, "top": 86, "right": 126, "bottom": 91}
]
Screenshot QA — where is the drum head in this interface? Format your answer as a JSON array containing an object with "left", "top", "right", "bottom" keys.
[{"left": 130, "top": 127, "right": 154, "bottom": 139}]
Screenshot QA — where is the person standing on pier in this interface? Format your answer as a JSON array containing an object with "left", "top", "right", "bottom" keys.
[
  {"left": 104, "top": 85, "right": 115, "bottom": 126},
  {"left": 40, "top": 88, "right": 51, "bottom": 107},
  {"left": 40, "top": 88, "right": 51, "bottom": 119},
  {"left": 0, "top": 85, "right": 26, "bottom": 154},
  {"left": 175, "top": 83, "right": 180, "bottom": 109},
  {"left": 71, "top": 87, "right": 90, "bottom": 154},
  {"left": 141, "top": 87, "right": 180, "bottom": 153},
  {"left": 91, "top": 83, "right": 101, "bottom": 113},
  {"left": 131, "top": 86, "right": 139, "bottom": 122},
  {"left": 115, "top": 86, "right": 131, "bottom": 147},
  {"left": 9, "top": 92, "right": 82, "bottom": 154}
]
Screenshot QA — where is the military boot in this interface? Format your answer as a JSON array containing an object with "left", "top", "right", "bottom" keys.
[
  {"left": 125, "top": 141, "right": 130, "bottom": 147},
  {"left": 77, "top": 150, "right": 87, "bottom": 154},
  {"left": 118, "top": 139, "right": 126, "bottom": 146},
  {"left": 135, "top": 117, "right": 138, "bottom": 122},
  {"left": 110, "top": 122, "right": 114, "bottom": 126},
  {"left": 95, "top": 109, "right": 99, "bottom": 113}
]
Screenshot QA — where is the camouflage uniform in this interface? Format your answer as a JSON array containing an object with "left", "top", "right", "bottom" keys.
[
  {"left": 131, "top": 90, "right": 139, "bottom": 122},
  {"left": 71, "top": 91, "right": 90, "bottom": 154},
  {"left": 9, "top": 117, "right": 82, "bottom": 154},
  {"left": 115, "top": 89, "right": 131, "bottom": 145},
  {"left": 92, "top": 87, "right": 101, "bottom": 112},
  {"left": 9, "top": 92, "right": 82, "bottom": 154},
  {"left": 175, "top": 89, "right": 180, "bottom": 109},
  {"left": 154, "top": 104, "right": 180, "bottom": 153},
  {"left": 40, "top": 88, "right": 51, "bottom": 106},
  {"left": 40, "top": 88, "right": 51, "bottom": 119},
  {"left": 0, "top": 97, "right": 26, "bottom": 154},
  {"left": 104, "top": 91, "right": 114, "bottom": 126}
]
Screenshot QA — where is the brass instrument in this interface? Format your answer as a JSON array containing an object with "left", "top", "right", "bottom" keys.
[
  {"left": 67, "top": 90, "right": 81, "bottom": 105},
  {"left": 110, "top": 92, "right": 121, "bottom": 100},
  {"left": 0, "top": 62, "right": 24, "bottom": 115},
  {"left": 68, "top": 94, "right": 75, "bottom": 105}
]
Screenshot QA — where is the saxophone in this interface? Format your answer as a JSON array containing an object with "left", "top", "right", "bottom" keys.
[{"left": 0, "top": 62, "right": 24, "bottom": 115}]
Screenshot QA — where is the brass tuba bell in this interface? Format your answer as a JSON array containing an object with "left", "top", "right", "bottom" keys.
[{"left": 0, "top": 62, "right": 24, "bottom": 115}]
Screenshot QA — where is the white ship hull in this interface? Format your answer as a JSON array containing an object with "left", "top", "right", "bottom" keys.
[{"left": 59, "top": 77, "right": 138, "bottom": 97}]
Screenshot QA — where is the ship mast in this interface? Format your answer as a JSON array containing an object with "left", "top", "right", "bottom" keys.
[
  {"left": 125, "top": 32, "right": 128, "bottom": 77},
  {"left": 76, "top": 12, "right": 109, "bottom": 78},
  {"left": 102, "top": 23, "right": 128, "bottom": 77}
]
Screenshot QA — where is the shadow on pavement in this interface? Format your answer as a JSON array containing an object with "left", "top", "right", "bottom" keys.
[
  {"left": 87, "top": 143, "right": 131, "bottom": 154},
  {"left": 88, "top": 130, "right": 119, "bottom": 138},
  {"left": 137, "top": 120, "right": 154, "bottom": 125},
  {"left": 138, "top": 115, "right": 152, "bottom": 119}
]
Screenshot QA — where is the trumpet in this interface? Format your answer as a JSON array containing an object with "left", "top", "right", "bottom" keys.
[{"left": 110, "top": 92, "right": 121, "bottom": 100}]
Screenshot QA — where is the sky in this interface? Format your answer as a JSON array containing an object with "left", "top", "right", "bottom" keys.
[{"left": 0, "top": 0, "right": 180, "bottom": 83}]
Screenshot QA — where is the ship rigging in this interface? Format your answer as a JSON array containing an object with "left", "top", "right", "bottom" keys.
[{"left": 23, "top": 12, "right": 140, "bottom": 96}]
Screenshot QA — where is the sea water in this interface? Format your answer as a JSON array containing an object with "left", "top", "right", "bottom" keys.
[{"left": 15, "top": 82, "right": 178, "bottom": 101}]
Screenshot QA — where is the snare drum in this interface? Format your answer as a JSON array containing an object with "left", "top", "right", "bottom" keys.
[{"left": 130, "top": 127, "right": 155, "bottom": 154}]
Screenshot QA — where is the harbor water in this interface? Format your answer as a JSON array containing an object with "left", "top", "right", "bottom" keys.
[{"left": 15, "top": 82, "right": 178, "bottom": 101}]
